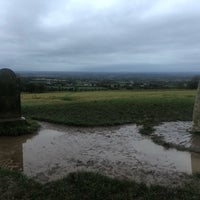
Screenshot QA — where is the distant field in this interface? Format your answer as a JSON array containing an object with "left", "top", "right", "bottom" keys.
[{"left": 22, "top": 90, "right": 196, "bottom": 126}]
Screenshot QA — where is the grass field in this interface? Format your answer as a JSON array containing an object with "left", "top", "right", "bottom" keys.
[
  {"left": 1, "top": 89, "right": 199, "bottom": 200},
  {"left": 22, "top": 90, "right": 196, "bottom": 126}
]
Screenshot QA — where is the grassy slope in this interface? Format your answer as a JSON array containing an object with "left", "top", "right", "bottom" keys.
[
  {"left": 1, "top": 168, "right": 200, "bottom": 200},
  {"left": 22, "top": 90, "right": 195, "bottom": 126}
]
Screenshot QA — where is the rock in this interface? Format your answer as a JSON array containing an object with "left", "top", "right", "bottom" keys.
[
  {"left": 0, "top": 68, "right": 38, "bottom": 136},
  {"left": 192, "top": 81, "right": 200, "bottom": 133},
  {"left": 0, "top": 68, "right": 21, "bottom": 121}
]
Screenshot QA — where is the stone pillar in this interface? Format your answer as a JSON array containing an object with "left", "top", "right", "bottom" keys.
[
  {"left": 192, "top": 81, "right": 200, "bottom": 133},
  {"left": 0, "top": 68, "right": 21, "bottom": 121}
]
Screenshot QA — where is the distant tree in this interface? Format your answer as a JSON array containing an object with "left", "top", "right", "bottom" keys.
[
  {"left": 187, "top": 76, "right": 200, "bottom": 89},
  {"left": 23, "top": 83, "right": 46, "bottom": 93}
]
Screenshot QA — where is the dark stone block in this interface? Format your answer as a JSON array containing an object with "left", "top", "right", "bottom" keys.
[{"left": 0, "top": 68, "right": 21, "bottom": 120}]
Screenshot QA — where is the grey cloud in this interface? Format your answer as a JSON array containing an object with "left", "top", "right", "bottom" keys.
[{"left": 0, "top": 0, "right": 200, "bottom": 72}]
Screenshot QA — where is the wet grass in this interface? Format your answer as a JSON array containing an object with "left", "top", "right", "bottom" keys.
[
  {"left": 21, "top": 90, "right": 195, "bottom": 126},
  {"left": 1, "top": 168, "right": 200, "bottom": 200},
  {"left": 0, "top": 119, "right": 39, "bottom": 136}
]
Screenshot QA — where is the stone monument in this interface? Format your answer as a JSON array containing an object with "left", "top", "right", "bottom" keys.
[
  {"left": 192, "top": 81, "right": 200, "bottom": 133},
  {"left": 0, "top": 68, "right": 21, "bottom": 121}
]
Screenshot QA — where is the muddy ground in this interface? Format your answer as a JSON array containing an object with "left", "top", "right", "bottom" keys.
[{"left": 1, "top": 121, "right": 200, "bottom": 186}]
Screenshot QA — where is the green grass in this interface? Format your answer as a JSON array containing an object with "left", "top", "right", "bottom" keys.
[
  {"left": 1, "top": 90, "right": 198, "bottom": 199},
  {"left": 1, "top": 168, "right": 200, "bottom": 200},
  {"left": 21, "top": 90, "right": 195, "bottom": 126},
  {"left": 0, "top": 119, "right": 39, "bottom": 136}
]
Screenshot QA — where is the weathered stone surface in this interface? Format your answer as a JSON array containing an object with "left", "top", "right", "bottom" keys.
[
  {"left": 0, "top": 68, "right": 21, "bottom": 120},
  {"left": 192, "top": 81, "right": 200, "bottom": 132}
]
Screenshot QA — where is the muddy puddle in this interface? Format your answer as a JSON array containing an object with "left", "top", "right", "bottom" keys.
[
  {"left": 154, "top": 121, "right": 200, "bottom": 152},
  {"left": 1, "top": 121, "right": 200, "bottom": 186}
]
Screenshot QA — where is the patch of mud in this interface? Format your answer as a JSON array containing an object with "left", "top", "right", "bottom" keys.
[
  {"left": 1, "top": 122, "right": 200, "bottom": 186},
  {"left": 154, "top": 121, "right": 200, "bottom": 153}
]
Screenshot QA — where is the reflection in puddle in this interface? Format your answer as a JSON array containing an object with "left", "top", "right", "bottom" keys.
[
  {"left": 0, "top": 133, "right": 35, "bottom": 170},
  {"left": 1, "top": 121, "right": 200, "bottom": 185}
]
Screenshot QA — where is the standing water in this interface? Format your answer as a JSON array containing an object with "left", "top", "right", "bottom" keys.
[{"left": 0, "top": 121, "right": 200, "bottom": 185}]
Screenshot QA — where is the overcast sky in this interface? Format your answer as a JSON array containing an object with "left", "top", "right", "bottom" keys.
[{"left": 0, "top": 0, "right": 200, "bottom": 72}]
